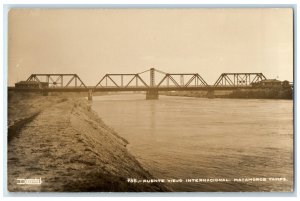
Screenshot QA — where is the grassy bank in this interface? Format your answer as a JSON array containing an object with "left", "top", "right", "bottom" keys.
[{"left": 7, "top": 92, "right": 170, "bottom": 192}]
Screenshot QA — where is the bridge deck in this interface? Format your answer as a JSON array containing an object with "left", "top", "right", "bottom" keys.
[{"left": 8, "top": 85, "right": 280, "bottom": 93}]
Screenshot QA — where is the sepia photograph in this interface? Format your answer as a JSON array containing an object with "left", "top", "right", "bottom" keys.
[{"left": 6, "top": 7, "right": 294, "bottom": 193}]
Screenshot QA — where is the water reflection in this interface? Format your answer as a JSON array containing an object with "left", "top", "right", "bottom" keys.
[{"left": 150, "top": 101, "right": 156, "bottom": 135}]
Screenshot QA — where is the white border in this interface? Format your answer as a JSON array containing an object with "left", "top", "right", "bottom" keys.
[{"left": 1, "top": 1, "right": 299, "bottom": 200}]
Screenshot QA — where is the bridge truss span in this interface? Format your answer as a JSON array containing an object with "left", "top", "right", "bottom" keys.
[
  {"left": 95, "top": 74, "right": 149, "bottom": 88},
  {"left": 94, "top": 68, "right": 208, "bottom": 89},
  {"left": 214, "top": 73, "right": 266, "bottom": 87},
  {"left": 26, "top": 74, "right": 87, "bottom": 88},
  {"left": 156, "top": 73, "right": 208, "bottom": 87}
]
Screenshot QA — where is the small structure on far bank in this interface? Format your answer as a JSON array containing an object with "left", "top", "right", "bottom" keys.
[
  {"left": 251, "top": 79, "right": 292, "bottom": 88},
  {"left": 15, "top": 81, "right": 48, "bottom": 89}
]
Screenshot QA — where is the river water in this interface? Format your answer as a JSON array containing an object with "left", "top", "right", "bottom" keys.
[{"left": 92, "top": 94, "right": 293, "bottom": 192}]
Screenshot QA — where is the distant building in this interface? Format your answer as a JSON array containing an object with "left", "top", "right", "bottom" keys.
[
  {"left": 252, "top": 79, "right": 292, "bottom": 88},
  {"left": 282, "top": 80, "right": 292, "bottom": 88},
  {"left": 259, "top": 79, "right": 282, "bottom": 87},
  {"left": 15, "top": 81, "right": 48, "bottom": 89}
]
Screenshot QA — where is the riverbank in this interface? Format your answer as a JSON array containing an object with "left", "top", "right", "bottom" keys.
[
  {"left": 7, "top": 92, "right": 170, "bottom": 192},
  {"left": 160, "top": 88, "right": 293, "bottom": 99}
]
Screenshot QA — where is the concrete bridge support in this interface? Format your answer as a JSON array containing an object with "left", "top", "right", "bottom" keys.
[
  {"left": 88, "top": 89, "right": 93, "bottom": 101},
  {"left": 146, "top": 68, "right": 159, "bottom": 100},
  {"left": 42, "top": 90, "right": 48, "bottom": 96},
  {"left": 146, "top": 90, "right": 159, "bottom": 100},
  {"left": 207, "top": 89, "right": 215, "bottom": 99}
]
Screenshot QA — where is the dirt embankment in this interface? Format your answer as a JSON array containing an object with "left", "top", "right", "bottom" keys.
[{"left": 7, "top": 93, "right": 170, "bottom": 192}]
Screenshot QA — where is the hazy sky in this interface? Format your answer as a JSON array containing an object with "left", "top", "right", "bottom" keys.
[{"left": 8, "top": 8, "right": 293, "bottom": 86}]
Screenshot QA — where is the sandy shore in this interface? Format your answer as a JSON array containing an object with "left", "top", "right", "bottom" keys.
[{"left": 7, "top": 93, "right": 170, "bottom": 192}]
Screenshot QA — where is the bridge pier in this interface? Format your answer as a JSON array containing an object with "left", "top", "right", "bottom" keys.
[
  {"left": 88, "top": 89, "right": 93, "bottom": 101},
  {"left": 207, "top": 89, "right": 215, "bottom": 99},
  {"left": 42, "top": 90, "right": 48, "bottom": 96},
  {"left": 146, "top": 90, "right": 159, "bottom": 100}
]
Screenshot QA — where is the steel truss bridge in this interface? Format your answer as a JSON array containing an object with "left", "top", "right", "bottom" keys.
[
  {"left": 10, "top": 68, "right": 279, "bottom": 99},
  {"left": 16, "top": 68, "right": 269, "bottom": 91}
]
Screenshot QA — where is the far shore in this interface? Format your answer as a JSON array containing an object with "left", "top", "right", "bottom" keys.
[{"left": 159, "top": 88, "right": 293, "bottom": 100}]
